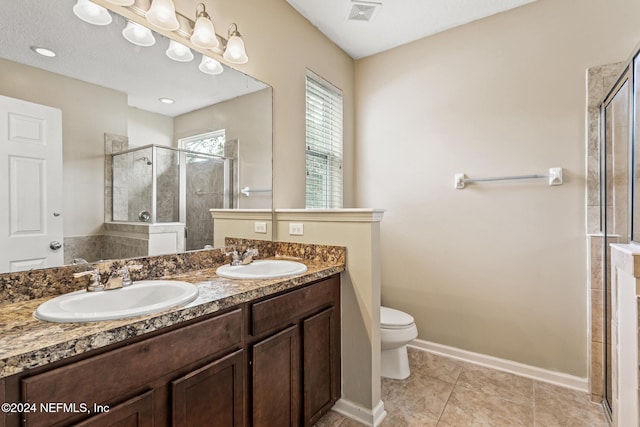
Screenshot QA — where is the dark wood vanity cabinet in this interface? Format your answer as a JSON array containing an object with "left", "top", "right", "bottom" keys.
[
  {"left": 172, "top": 350, "right": 245, "bottom": 427},
  {"left": 251, "top": 326, "right": 301, "bottom": 427},
  {"left": 302, "top": 306, "right": 340, "bottom": 426},
  {"left": 1, "top": 274, "right": 340, "bottom": 427},
  {"left": 5, "top": 308, "right": 244, "bottom": 427},
  {"left": 74, "top": 390, "right": 155, "bottom": 427}
]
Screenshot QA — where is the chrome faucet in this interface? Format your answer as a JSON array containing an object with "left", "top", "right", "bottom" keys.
[
  {"left": 106, "top": 265, "right": 143, "bottom": 289},
  {"left": 73, "top": 265, "right": 143, "bottom": 292},
  {"left": 241, "top": 248, "right": 259, "bottom": 265},
  {"left": 225, "top": 248, "right": 259, "bottom": 266},
  {"left": 73, "top": 268, "right": 103, "bottom": 292},
  {"left": 105, "top": 268, "right": 132, "bottom": 290}
]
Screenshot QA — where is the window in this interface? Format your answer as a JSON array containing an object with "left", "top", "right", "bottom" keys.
[
  {"left": 305, "top": 71, "right": 343, "bottom": 208},
  {"left": 180, "top": 130, "right": 226, "bottom": 162}
]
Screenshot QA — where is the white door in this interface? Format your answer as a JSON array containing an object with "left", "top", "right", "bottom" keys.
[{"left": 0, "top": 95, "right": 63, "bottom": 272}]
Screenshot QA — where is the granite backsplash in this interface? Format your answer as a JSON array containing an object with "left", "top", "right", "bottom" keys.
[{"left": 0, "top": 239, "right": 346, "bottom": 307}]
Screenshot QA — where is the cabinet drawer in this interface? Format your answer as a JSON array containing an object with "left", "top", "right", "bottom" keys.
[
  {"left": 21, "top": 308, "right": 242, "bottom": 426},
  {"left": 251, "top": 276, "right": 338, "bottom": 336}
]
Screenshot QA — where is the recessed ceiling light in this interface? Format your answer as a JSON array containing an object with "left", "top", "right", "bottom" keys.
[
  {"left": 31, "top": 46, "right": 56, "bottom": 57},
  {"left": 159, "top": 97, "right": 174, "bottom": 104}
]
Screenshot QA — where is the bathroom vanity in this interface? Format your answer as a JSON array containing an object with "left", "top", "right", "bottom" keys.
[{"left": 0, "top": 242, "right": 345, "bottom": 427}]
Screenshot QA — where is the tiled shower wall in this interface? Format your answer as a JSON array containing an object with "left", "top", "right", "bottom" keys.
[
  {"left": 586, "top": 62, "right": 625, "bottom": 402},
  {"left": 112, "top": 147, "right": 180, "bottom": 223},
  {"left": 63, "top": 235, "right": 147, "bottom": 263},
  {"left": 105, "top": 133, "right": 129, "bottom": 223},
  {"left": 185, "top": 159, "right": 224, "bottom": 250}
]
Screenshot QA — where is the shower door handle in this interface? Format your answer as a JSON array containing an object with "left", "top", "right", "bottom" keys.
[{"left": 49, "top": 241, "right": 62, "bottom": 250}]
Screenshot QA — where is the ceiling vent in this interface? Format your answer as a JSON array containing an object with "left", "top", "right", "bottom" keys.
[{"left": 347, "top": 1, "right": 381, "bottom": 22}]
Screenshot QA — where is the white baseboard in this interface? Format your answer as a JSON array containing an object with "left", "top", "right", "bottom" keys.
[
  {"left": 410, "top": 338, "right": 588, "bottom": 393},
  {"left": 332, "top": 398, "right": 387, "bottom": 427}
]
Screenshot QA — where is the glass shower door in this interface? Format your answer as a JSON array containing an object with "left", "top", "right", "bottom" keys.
[
  {"left": 112, "top": 147, "right": 153, "bottom": 222},
  {"left": 184, "top": 153, "right": 229, "bottom": 251},
  {"left": 601, "top": 73, "right": 630, "bottom": 419}
]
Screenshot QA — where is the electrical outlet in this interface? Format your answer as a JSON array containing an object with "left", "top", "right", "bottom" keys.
[
  {"left": 289, "top": 223, "right": 304, "bottom": 236},
  {"left": 254, "top": 222, "right": 267, "bottom": 234}
]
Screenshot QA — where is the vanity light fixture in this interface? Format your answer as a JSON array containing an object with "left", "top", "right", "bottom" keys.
[
  {"left": 72, "top": 0, "right": 112, "bottom": 26},
  {"left": 166, "top": 40, "right": 194, "bottom": 62},
  {"left": 199, "top": 55, "right": 223, "bottom": 75},
  {"left": 122, "top": 20, "right": 156, "bottom": 46},
  {"left": 222, "top": 23, "right": 248, "bottom": 64},
  {"left": 105, "top": 0, "right": 135, "bottom": 5},
  {"left": 190, "top": 3, "right": 219, "bottom": 50},
  {"left": 30, "top": 46, "right": 56, "bottom": 58},
  {"left": 71, "top": 1, "right": 250, "bottom": 65},
  {"left": 145, "top": 0, "right": 180, "bottom": 31}
]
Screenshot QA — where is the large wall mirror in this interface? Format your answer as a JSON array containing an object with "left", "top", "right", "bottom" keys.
[{"left": 0, "top": 0, "right": 272, "bottom": 274}]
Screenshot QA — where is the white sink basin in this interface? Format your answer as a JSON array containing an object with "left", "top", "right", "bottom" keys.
[
  {"left": 216, "top": 260, "right": 308, "bottom": 280},
  {"left": 35, "top": 280, "right": 199, "bottom": 323}
]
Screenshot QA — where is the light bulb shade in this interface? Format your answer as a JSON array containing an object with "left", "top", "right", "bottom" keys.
[
  {"left": 223, "top": 34, "right": 248, "bottom": 64},
  {"left": 105, "top": 0, "right": 135, "bottom": 5},
  {"left": 73, "top": 0, "right": 112, "bottom": 26},
  {"left": 145, "top": 0, "right": 179, "bottom": 31},
  {"left": 199, "top": 55, "right": 223, "bottom": 75},
  {"left": 122, "top": 21, "right": 156, "bottom": 46},
  {"left": 166, "top": 40, "right": 194, "bottom": 62},
  {"left": 190, "top": 16, "right": 219, "bottom": 49}
]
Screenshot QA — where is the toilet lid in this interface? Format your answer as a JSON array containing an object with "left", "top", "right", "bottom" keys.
[{"left": 381, "top": 306, "right": 414, "bottom": 328}]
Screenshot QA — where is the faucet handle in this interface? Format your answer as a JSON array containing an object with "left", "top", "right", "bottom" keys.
[
  {"left": 73, "top": 269, "right": 103, "bottom": 292},
  {"left": 122, "top": 264, "right": 143, "bottom": 286},
  {"left": 240, "top": 248, "right": 258, "bottom": 265},
  {"left": 225, "top": 249, "right": 242, "bottom": 266},
  {"left": 117, "top": 267, "right": 132, "bottom": 287}
]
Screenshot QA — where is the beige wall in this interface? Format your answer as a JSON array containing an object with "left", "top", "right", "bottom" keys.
[
  {"left": 0, "top": 58, "right": 128, "bottom": 237},
  {"left": 354, "top": 0, "right": 640, "bottom": 377},
  {"left": 211, "top": 209, "right": 273, "bottom": 247},
  {"left": 127, "top": 107, "right": 174, "bottom": 148},
  {"left": 174, "top": 88, "right": 273, "bottom": 209},
  {"left": 172, "top": 0, "right": 355, "bottom": 209}
]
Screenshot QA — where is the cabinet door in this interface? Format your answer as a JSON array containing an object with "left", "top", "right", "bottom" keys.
[
  {"left": 251, "top": 326, "right": 300, "bottom": 427},
  {"left": 21, "top": 309, "right": 242, "bottom": 426},
  {"left": 302, "top": 307, "right": 340, "bottom": 426},
  {"left": 74, "top": 390, "right": 154, "bottom": 427},
  {"left": 172, "top": 349, "right": 244, "bottom": 427}
]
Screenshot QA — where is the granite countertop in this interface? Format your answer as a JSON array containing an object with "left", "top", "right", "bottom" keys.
[{"left": 0, "top": 258, "right": 344, "bottom": 379}]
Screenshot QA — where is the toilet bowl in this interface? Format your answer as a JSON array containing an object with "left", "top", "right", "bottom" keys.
[{"left": 380, "top": 306, "right": 418, "bottom": 380}]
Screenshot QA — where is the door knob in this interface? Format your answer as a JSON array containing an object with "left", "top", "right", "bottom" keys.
[{"left": 49, "top": 241, "right": 62, "bottom": 250}]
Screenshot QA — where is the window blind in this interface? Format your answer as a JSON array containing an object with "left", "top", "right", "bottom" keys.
[{"left": 305, "top": 71, "right": 343, "bottom": 208}]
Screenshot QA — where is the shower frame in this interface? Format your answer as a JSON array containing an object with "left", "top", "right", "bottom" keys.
[
  {"left": 111, "top": 144, "right": 236, "bottom": 224},
  {"left": 596, "top": 41, "right": 640, "bottom": 422}
]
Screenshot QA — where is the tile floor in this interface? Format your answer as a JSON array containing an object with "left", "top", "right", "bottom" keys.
[{"left": 315, "top": 347, "right": 608, "bottom": 427}]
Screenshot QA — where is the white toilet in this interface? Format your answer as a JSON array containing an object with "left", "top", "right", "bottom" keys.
[{"left": 380, "top": 306, "right": 418, "bottom": 380}]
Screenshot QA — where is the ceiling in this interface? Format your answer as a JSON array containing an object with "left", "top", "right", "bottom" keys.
[
  {"left": 287, "top": 0, "right": 536, "bottom": 59},
  {"left": 0, "top": 0, "right": 267, "bottom": 117}
]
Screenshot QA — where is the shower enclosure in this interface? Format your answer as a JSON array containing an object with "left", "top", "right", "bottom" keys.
[
  {"left": 600, "top": 73, "right": 629, "bottom": 420},
  {"left": 111, "top": 144, "right": 236, "bottom": 251}
]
